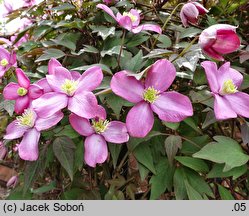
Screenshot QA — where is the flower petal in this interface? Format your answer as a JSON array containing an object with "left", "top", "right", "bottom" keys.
[
  {"left": 3, "top": 82, "right": 20, "bottom": 100},
  {"left": 201, "top": 61, "right": 220, "bottom": 93},
  {"left": 14, "top": 96, "right": 30, "bottom": 114},
  {"left": 32, "top": 92, "right": 68, "bottom": 118},
  {"left": 84, "top": 134, "right": 108, "bottom": 167},
  {"left": 16, "top": 68, "right": 30, "bottom": 88},
  {"left": 225, "top": 92, "right": 249, "bottom": 118},
  {"left": 111, "top": 71, "right": 144, "bottom": 103},
  {"left": 151, "top": 91, "right": 193, "bottom": 122},
  {"left": 68, "top": 91, "right": 98, "bottom": 119},
  {"left": 35, "top": 78, "right": 52, "bottom": 93},
  {"left": 28, "top": 84, "right": 44, "bottom": 99},
  {"left": 129, "top": 9, "right": 140, "bottom": 26},
  {"left": 102, "top": 121, "right": 129, "bottom": 143},
  {"left": 145, "top": 59, "right": 176, "bottom": 92},
  {"left": 213, "top": 94, "right": 237, "bottom": 120},
  {"left": 96, "top": 105, "right": 107, "bottom": 120},
  {"left": 35, "top": 111, "right": 64, "bottom": 131},
  {"left": 118, "top": 15, "right": 133, "bottom": 31},
  {"left": 18, "top": 128, "right": 40, "bottom": 161},
  {"left": 4, "top": 120, "right": 28, "bottom": 140},
  {"left": 126, "top": 101, "right": 154, "bottom": 138},
  {"left": 97, "top": 4, "right": 117, "bottom": 20},
  {"left": 76, "top": 66, "right": 103, "bottom": 92},
  {"left": 132, "top": 24, "right": 162, "bottom": 34},
  {"left": 69, "top": 113, "right": 94, "bottom": 136},
  {"left": 48, "top": 58, "right": 62, "bottom": 75},
  {"left": 202, "top": 47, "right": 224, "bottom": 61}
]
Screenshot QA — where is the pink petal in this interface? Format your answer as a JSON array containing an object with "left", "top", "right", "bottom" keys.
[
  {"left": 151, "top": 91, "right": 193, "bottom": 122},
  {"left": 225, "top": 92, "right": 249, "bottom": 118},
  {"left": 126, "top": 101, "right": 154, "bottom": 138},
  {"left": 145, "top": 59, "right": 176, "bottom": 92},
  {"left": 201, "top": 61, "right": 220, "bottom": 93},
  {"left": 4, "top": 120, "right": 28, "bottom": 140},
  {"left": 18, "top": 128, "right": 40, "bottom": 161},
  {"left": 213, "top": 94, "right": 237, "bottom": 120},
  {"left": 32, "top": 92, "right": 68, "bottom": 118},
  {"left": 84, "top": 134, "right": 108, "bottom": 167},
  {"left": 118, "top": 16, "right": 133, "bottom": 31},
  {"left": 46, "top": 66, "right": 72, "bottom": 92},
  {"left": 111, "top": 71, "right": 144, "bottom": 103},
  {"left": 28, "top": 84, "right": 44, "bottom": 99},
  {"left": 71, "top": 71, "right": 81, "bottom": 80},
  {"left": 132, "top": 24, "right": 162, "bottom": 34},
  {"left": 203, "top": 47, "right": 224, "bottom": 61},
  {"left": 48, "top": 58, "right": 62, "bottom": 75},
  {"left": 69, "top": 113, "right": 94, "bottom": 136},
  {"left": 16, "top": 68, "right": 30, "bottom": 88},
  {"left": 3, "top": 82, "right": 20, "bottom": 100},
  {"left": 96, "top": 105, "right": 107, "bottom": 120},
  {"left": 102, "top": 121, "right": 129, "bottom": 143},
  {"left": 129, "top": 9, "right": 140, "bottom": 26},
  {"left": 180, "top": 8, "right": 189, "bottom": 27},
  {"left": 68, "top": 91, "right": 98, "bottom": 119},
  {"left": 76, "top": 66, "right": 103, "bottom": 92},
  {"left": 180, "top": 3, "right": 199, "bottom": 26},
  {"left": 35, "top": 78, "right": 52, "bottom": 93},
  {"left": 0, "top": 46, "right": 10, "bottom": 61},
  {"left": 15, "top": 96, "right": 30, "bottom": 114},
  {"left": 212, "top": 29, "right": 240, "bottom": 54},
  {"left": 97, "top": 4, "right": 117, "bottom": 20},
  {"left": 35, "top": 111, "right": 64, "bottom": 131},
  {"left": 192, "top": 2, "right": 209, "bottom": 15}
]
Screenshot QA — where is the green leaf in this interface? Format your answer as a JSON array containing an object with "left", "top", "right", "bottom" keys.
[
  {"left": 218, "top": 185, "right": 234, "bottom": 200},
  {"left": 164, "top": 135, "right": 182, "bottom": 165},
  {"left": 31, "top": 181, "right": 56, "bottom": 194},
  {"left": 184, "top": 180, "right": 203, "bottom": 200},
  {"left": 175, "top": 156, "right": 209, "bottom": 173},
  {"left": 71, "top": 63, "right": 112, "bottom": 75},
  {"left": 183, "top": 117, "right": 203, "bottom": 135},
  {"left": 91, "top": 25, "right": 115, "bottom": 40},
  {"left": 55, "top": 125, "right": 80, "bottom": 139},
  {"left": 108, "top": 143, "right": 122, "bottom": 168},
  {"left": 3, "top": 100, "right": 15, "bottom": 116},
  {"left": 179, "top": 27, "right": 202, "bottom": 39},
  {"left": 155, "top": 34, "right": 172, "bottom": 48},
  {"left": 163, "top": 121, "right": 180, "bottom": 130},
  {"left": 74, "top": 138, "right": 84, "bottom": 170},
  {"left": 50, "top": 3, "right": 75, "bottom": 11},
  {"left": 207, "top": 164, "right": 247, "bottom": 180},
  {"left": 149, "top": 158, "right": 174, "bottom": 199},
  {"left": 122, "top": 50, "right": 144, "bottom": 72},
  {"left": 193, "top": 136, "right": 249, "bottom": 172},
  {"left": 126, "top": 33, "right": 149, "bottom": 47},
  {"left": 173, "top": 168, "right": 187, "bottom": 200},
  {"left": 53, "top": 136, "right": 76, "bottom": 181},
  {"left": 52, "top": 32, "right": 80, "bottom": 51},
  {"left": 138, "top": 163, "right": 150, "bottom": 181},
  {"left": 133, "top": 142, "right": 156, "bottom": 174},
  {"left": 35, "top": 48, "right": 65, "bottom": 62}
]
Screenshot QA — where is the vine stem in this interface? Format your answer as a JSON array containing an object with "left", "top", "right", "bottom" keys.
[
  {"left": 95, "top": 87, "right": 112, "bottom": 96},
  {"left": 118, "top": 29, "right": 126, "bottom": 68},
  {"left": 151, "top": 3, "right": 184, "bottom": 50}
]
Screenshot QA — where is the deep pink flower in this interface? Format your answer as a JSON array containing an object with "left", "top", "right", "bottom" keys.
[
  {"left": 32, "top": 62, "right": 103, "bottom": 119},
  {"left": 3, "top": 68, "right": 44, "bottom": 114},
  {"left": 201, "top": 61, "right": 249, "bottom": 120},
  {"left": 199, "top": 24, "right": 240, "bottom": 61},
  {"left": 180, "top": 1, "right": 208, "bottom": 27},
  {"left": 70, "top": 106, "right": 129, "bottom": 167},
  {"left": 111, "top": 59, "right": 193, "bottom": 138},
  {"left": 97, "top": 4, "right": 162, "bottom": 34},
  {"left": 0, "top": 46, "right": 17, "bottom": 78},
  {"left": 4, "top": 108, "right": 63, "bottom": 161}
]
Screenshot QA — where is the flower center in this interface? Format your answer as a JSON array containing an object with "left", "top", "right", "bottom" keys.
[
  {"left": 92, "top": 119, "right": 109, "bottom": 134},
  {"left": 220, "top": 79, "right": 238, "bottom": 95},
  {"left": 61, "top": 79, "right": 79, "bottom": 96},
  {"left": 16, "top": 109, "right": 35, "bottom": 127},
  {"left": 17, "top": 87, "right": 28, "bottom": 96},
  {"left": 0, "top": 58, "right": 9, "bottom": 67},
  {"left": 143, "top": 87, "right": 160, "bottom": 103},
  {"left": 123, "top": 12, "right": 137, "bottom": 23}
]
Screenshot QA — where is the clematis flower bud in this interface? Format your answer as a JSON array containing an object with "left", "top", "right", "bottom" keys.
[
  {"left": 180, "top": 1, "right": 208, "bottom": 27},
  {"left": 199, "top": 24, "right": 240, "bottom": 61},
  {"left": 6, "top": 176, "right": 18, "bottom": 188}
]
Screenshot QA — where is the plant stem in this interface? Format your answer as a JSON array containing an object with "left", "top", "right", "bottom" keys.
[
  {"left": 118, "top": 30, "right": 126, "bottom": 68},
  {"left": 95, "top": 87, "right": 112, "bottom": 96}
]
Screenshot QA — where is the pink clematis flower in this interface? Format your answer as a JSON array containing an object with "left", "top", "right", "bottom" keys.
[
  {"left": 180, "top": 1, "right": 208, "bottom": 27},
  {"left": 4, "top": 108, "right": 63, "bottom": 161},
  {"left": 97, "top": 4, "right": 162, "bottom": 34},
  {"left": 202, "top": 61, "right": 249, "bottom": 120},
  {"left": 32, "top": 63, "right": 103, "bottom": 119},
  {"left": 69, "top": 106, "right": 129, "bottom": 167},
  {"left": 111, "top": 59, "right": 193, "bottom": 138},
  {"left": 3, "top": 68, "right": 44, "bottom": 114},
  {"left": 199, "top": 24, "right": 240, "bottom": 61},
  {"left": 0, "top": 46, "right": 17, "bottom": 78}
]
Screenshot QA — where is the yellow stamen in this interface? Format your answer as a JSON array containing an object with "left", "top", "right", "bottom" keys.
[
  {"left": 143, "top": 87, "right": 160, "bottom": 103},
  {"left": 0, "top": 58, "right": 8, "bottom": 67},
  {"left": 61, "top": 79, "right": 79, "bottom": 96},
  {"left": 92, "top": 119, "right": 109, "bottom": 134},
  {"left": 123, "top": 12, "right": 137, "bottom": 23},
  {"left": 17, "top": 87, "right": 28, "bottom": 96},
  {"left": 220, "top": 79, "right": 238, "bottom": 95},
  {"left": 16, "top": 109, "right": 35, "bottom": 127}
]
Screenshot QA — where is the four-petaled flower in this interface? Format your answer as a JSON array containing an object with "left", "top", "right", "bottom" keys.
[
  {"left": 97, "top": 4, "right": 162, "bottom": 34},
  {"left": 201, "top": 61, "right": 249, "bottom": 120},
  {"left": 0, "top": 46, "right": 17, "bottom": 78},
  {"left": 111, "top": 59, "right": 193, "bottom": 138},
  {"left": 69, "top": 106, "right": 129, "bottom": 167},
  {"left": 3, "top": 68, "right": 43, "bottom": 114}
]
